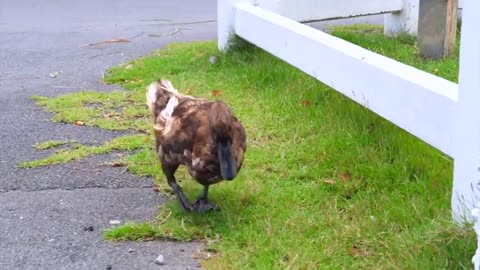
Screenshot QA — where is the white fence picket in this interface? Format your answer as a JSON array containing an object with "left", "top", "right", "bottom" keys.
[{"left": 453, "top": 0, "right": 480, "bottom": 223}]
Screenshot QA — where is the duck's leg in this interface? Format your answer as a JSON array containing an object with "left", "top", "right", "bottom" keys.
[
  {"left": 162, "top": 163, "right": 192, "bottom": 212},
  {"left": 192, "top": 185, "right": 220, "bottom": 213}
]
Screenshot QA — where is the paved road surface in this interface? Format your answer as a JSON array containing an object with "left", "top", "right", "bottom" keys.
[
  {"left": 0, "top": 1, "right": 216, "bottom": 269},
  {"left": 0, "top": 1, "right": 382, "bottom": 269}
]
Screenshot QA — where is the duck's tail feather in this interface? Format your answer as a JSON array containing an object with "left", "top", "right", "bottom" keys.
[{"left": 146, "top": 79, "right": 179, "bottom": 119}]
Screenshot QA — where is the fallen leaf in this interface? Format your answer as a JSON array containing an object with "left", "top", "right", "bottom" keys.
[
  {"left": 349, "top": 243, "right": 371, "bottom": 258},
  {"left": 339, "top": 172, "right": 352, "bottom": 182},
  {"left": 111, "top": 161, "right": 125, "bottom": 167},
  {"left": 300, "top": 99, "right": 312, "bottom": 107},
  {"left": 192, "top": 250, "right": 215, "bottom": 260},
  {"left": 75, "top": 120, "right": 85, "bottom": 126},
  {"left": 211, "top": 90, "right": 222, "bottom": 96},
  {"left": 323, "top": 179, "right": 336, "bottom": 185},
  {"left": 350, "top": 245, "right": 361, "bottom": 257}
]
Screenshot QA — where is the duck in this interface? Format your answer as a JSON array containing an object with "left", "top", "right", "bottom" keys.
[{"left": 146, "top": 79, "right": 247, "bottom": 213}]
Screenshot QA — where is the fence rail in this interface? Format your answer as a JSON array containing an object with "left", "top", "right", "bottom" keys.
[{"left": 234, "top": 3, "right": 457, "bottom": 157}]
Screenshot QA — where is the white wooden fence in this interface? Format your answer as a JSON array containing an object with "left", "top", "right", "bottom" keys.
[{"left": 218, "top": 0, "right": 479, "bottom": 267}]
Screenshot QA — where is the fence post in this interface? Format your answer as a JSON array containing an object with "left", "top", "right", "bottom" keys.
[
  {"left": 218, "top": 0, "right": 254, "bottom": 51},
  {"left": 452, "top": 0, "right": 480, "bottom": 225},
  {"left": 384, "top": 0, "right": 419, "bottom": 36},
  {"left": 417, "top": 0, "right": 458, "bottom": 59}
]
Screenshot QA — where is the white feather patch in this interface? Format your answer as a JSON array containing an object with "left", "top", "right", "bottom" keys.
[
  {"left": 162, "top": 119, "right": 173, "bottom": 136},
  {"left": 161, "top": 96, "right": 178, "bottom": 120},
  {"left": 192, "top": 157, "right": 204, "bottom": 168},
  {"left": 160, "top": 80, "right": 178, "bottom": 93},
  {"left": 146, "top": 83, "right": 158, "bottom": 112}
]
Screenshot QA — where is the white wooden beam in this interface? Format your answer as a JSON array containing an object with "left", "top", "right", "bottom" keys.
[
  {"left": 234, "top": 3, "right": 458, "bottom": 157},
  {"left": 452, "top": 0, "right": 480, "bottom": 224},
  {"left": 254, "top": 0, "right": 403, "bottom": 22},
  {"left": 218, "top": 0, "right": 254, "bottom": 51},
  {"left": 384, "top": 0, "right": 419, "bottom": 36}
]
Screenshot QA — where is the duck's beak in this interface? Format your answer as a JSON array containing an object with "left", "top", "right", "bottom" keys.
[{"left": 218, "top": 141, "right": 237, "bottom": 180}]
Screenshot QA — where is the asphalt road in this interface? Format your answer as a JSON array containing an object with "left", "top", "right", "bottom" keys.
[
  {"left": 0, "top": 1, "right": 382, "bottom": 269},
  {"left": 0, "top": 0, "right": 217, "bottom": 269}
]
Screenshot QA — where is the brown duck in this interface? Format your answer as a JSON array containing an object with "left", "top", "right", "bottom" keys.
[{"left": 146, "top": 79, "right": 247, "bottom": 213}]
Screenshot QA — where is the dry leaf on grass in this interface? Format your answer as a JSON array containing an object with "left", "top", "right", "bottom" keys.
[
  {"left": 75, "top": 120, "right": 85, "bottom": 126},
  {"left": 323, "top": 179, "right": 336, "bottom": 185},
  {"left": 350, "top": 245, "right": 361, "bottom": 257},
  {"left": 211, "top": 90, "right": 222, "bottom": 96},
  {"left": 192, "top": 249, "right": 216, "bottom": 260},
  {"left": 339, "top": 172, "right": 352, "bottom": 182},
  {"left": 349, "top": 244, "right": 371, "bottom": 258},
  {"left": 300, "top": 99, "right": 312, "bottom": 107}
]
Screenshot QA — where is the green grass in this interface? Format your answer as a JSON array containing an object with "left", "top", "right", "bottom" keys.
[
  {"left": 19, "top": 134, "right": 146, "bottom": 168},
  {"left": 25, "top": 25, "right": 474, "bottom": 269},
  {"left": 31, "top": 90, "right": 150, "bottom": 132},
  {"left": 32, "top": 140, "right": 73, "bottom": 150}
]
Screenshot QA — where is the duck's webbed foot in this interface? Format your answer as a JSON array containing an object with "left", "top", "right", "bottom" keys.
[
  {"left": 192, "top": 185, "right": 220, "bottom": 214},
  {"left": 192, "top": 198, "right": 220, "bottom": 213}
]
